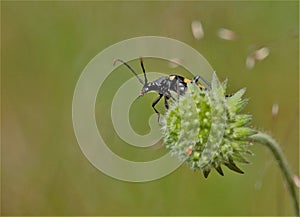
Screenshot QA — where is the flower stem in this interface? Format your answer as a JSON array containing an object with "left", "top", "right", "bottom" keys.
[{"left": 251, "top": 132, "right": 299, "bottom": 216}]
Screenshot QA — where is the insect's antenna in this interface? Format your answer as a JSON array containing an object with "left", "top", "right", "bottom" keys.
[
  {"left": 139, "top": 57, "right": 148, "bottom": 84},
  {"left": 113, "top": 59, "right": 144, "bottom": 85}
]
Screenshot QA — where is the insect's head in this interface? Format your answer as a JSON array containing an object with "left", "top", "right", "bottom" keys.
[
  {"left": 114, "top": 57, "right": 150, "bottom": 97},
  {"left": 140, "top": 83, "right": 151, "bottom": 96}
]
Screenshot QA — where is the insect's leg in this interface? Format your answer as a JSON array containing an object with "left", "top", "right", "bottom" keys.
[
  {"left": 193, "top": 75, "right": 212, "bottom": 89},
  {"left": 176, "top": 77, "right": 180, "bottom": 101},
  {"left": 152, "top": 94, "right": 163, "bottom": 122},
  {"left": 164, "top": 96, "right": 170, "bottom": 110},
  {"left": 166, "top": 78, "right": 176, "bottom": 101},
  {"left": 192, "top": 75, "right": 200, "bottom": 83}
]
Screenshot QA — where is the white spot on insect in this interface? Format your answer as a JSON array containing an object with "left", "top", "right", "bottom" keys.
[
  {"left": 217, "top": 28, "right": 237, "bottom": 41},
  {"left": 272, "top": 103, "right": 279, "bottom": 117},
  {"left": 191, "top": 20, "right": 204, "bottom": 40}
]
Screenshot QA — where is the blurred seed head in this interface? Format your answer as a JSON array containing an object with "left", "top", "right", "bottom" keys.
[
  {"left": 191, "top": 20, "right": 204, "bottom": 40},
  {"left": 217, "top": 28, "right": 238, "bottom": 41}
]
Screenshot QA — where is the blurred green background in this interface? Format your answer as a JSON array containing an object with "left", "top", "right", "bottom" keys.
[{"left": 1, "top": 1, "right": 299, "bottom": 216}]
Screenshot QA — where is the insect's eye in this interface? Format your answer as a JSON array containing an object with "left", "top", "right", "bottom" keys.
[{"left": 141, "top": 87, "right": 147, "bottom": 94}]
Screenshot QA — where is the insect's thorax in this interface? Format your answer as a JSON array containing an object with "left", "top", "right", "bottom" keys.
[
  {"left": 143, "top": 75, "right": 188, "bottom": 96},
  {"left": 145, "top": 76, "right": 170, "bottom": 94}
]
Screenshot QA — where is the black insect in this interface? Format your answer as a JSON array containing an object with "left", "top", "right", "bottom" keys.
[{"left": 113, "top": 58, "right": 211, "bottom": 121}]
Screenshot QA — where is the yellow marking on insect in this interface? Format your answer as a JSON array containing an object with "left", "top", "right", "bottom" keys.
[{"left": 183, "top": 78, "right": 192, "bottom": 83}]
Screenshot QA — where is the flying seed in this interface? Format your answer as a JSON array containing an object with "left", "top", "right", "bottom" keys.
[
  {"left": 217, "top": 28, "right": 237, "bottom": 41},
  {"left": 288, "top": 28, "right": 299, "bottom": 39},
  {"left": 246, "top": 54, "right": 255, "bottom": 69},
  {"left": 254, "top": 47, "right": 270, "bottom": 61},
  {"left": 255, "top": 181, "right": 262, "bottom": 190},
  {"left": 191, "top": 20, "right": 204, "bottom": 40},
  {"left": 271, "top": 103, "right": 279, "bottom": 117},
  {"left": 293, "top": 175, "right": 300, "bottom": 188}
]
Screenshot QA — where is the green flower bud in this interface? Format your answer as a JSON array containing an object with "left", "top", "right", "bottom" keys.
[{"left": 161, "top": 73, "right": 256, "bottom": 178}]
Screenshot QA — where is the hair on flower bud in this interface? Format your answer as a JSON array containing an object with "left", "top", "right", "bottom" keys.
[{"left": 161, "top": 73, "right": 256, "bottom": 178}]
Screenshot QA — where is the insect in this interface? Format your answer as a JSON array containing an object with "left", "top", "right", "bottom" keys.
[{"left": 113, "top": 58, "right": 211, "bottom": 121}]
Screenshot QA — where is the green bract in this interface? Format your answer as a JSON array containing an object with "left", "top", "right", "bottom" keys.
[{"left": 161, "top": 73, "right": 256, "bottom": 178}]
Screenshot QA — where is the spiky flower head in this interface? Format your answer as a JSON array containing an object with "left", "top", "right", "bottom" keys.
[{"left": 161, "top": 73, "right": 256, "bottom": 178}]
